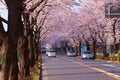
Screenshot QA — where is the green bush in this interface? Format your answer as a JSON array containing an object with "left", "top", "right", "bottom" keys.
[
  {"left": 96, "top": 55, "right": 103, "bottom": 59},
  {"left": 109, "top": 56, "right": 117, "bottom": 61},
  {"left": 104, "top": 57, "right": 109, "bottom": 60},
  {"left": 117, "top": 51, "right": 120, "bottom": 61}
]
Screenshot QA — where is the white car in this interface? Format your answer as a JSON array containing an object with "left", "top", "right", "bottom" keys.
[
  {"left": 46, "top": 49, "right": 56, "bottom": 57},
  {"left": 67, "top": 51, "right": 75, "bottom": 57},
  {"left": 81, "top": 51, "right": 94, "bottom": 59}
]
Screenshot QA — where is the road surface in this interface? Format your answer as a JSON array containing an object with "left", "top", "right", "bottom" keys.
[{"left": 41, "top": 54, "right": 120, "bottom": 80}]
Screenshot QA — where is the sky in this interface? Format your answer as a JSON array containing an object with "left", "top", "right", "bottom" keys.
[
  {"left": 69, "top": 0, "right": 87, "bottom": 12},
  {"left": 0, "top": 0, "right": 8, "bottom": 32}
]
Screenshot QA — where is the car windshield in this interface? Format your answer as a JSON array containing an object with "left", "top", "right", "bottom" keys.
[
  {"left": 49, "top": 51, "right": 55, "bottom": 52},
  {"left": 41, "top": 47, "right": 46, "bottom": 50},
  {"left": 69, "top": 51, "right": 74, "bottom": 53},
  {"left": 84, "top": 52, "right": 92, "bottom": 54},
  {"left": 47, "top": 48, "right": 56, "bottom": 52}
]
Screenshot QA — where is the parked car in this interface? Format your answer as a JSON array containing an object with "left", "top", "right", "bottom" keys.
[
  {"left": 46, "top": 48, "right": 56, "bottom": 57},
  {"left": 81, "top": 51, "right": 94, "bottom": 59},
  {"left": 40, "top": 47, "right": 46, "bottom": 54},
  {"left": 67, "top": 51, "right": 75, "bottom": 57}
]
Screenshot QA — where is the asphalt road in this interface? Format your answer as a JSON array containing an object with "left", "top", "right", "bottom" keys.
[{"left": 41, "top": 54, "right": 120, "bottom": 80}]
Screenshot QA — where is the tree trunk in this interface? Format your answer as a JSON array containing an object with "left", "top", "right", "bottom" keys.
[
  {"left": 93, "top": 40, "right": 96, "bottom": 59},
  {"left": 17, "top": 37, "right": 24, "bottom": 80},
  {"left": 103, "top": 45, "right": 106, "bottom": 58},
  {"left": 78, "top": 41, "right": 81, "bottom": 56},
  {"left": 74, "top": 46, "right": 78, "bottom": 56},
  {"left": 85, "top": 40, "right": 90, "bottom": 50},
  {"left": 28, "top": 34, "right": 35, "bottom": 67},
  {"left": 18, "top": 37, "right": 30, "bottom": 80},
  {"left": 2, "top": 36, "right": 18, "bottom": 80},
  {"left": 17, "top": 12, "right": 31, "bottom": 80},
  {"left": 1, "top": 0, "right": 24, "bottom": 80},
  {"left": 35, "top": 42, "right": 39, "bottom": 62},
  {"left": 23, "top": 37, "right": 30, "bottom": 79},
  {"left": 33, "top": 34, "right": 39, "bottom": 62}
]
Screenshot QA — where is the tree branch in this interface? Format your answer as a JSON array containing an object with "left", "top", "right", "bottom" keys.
[
  {"left": 0, "top": 19, "right": 7, "bottom": 40},
  {"left": 0, "top": 16, "right": 8, "bottom": 24},
  {"left": 28, "top": 0, "right": 45, "bottom": 12}
]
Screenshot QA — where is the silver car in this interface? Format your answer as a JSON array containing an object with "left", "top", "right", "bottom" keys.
[
  {"left": 81, "top": 51, "right": 94, "bottom": 59},
  {"left": 67, "top": 51, "right": 75, "bottom": 57},
  {"left": 46, "top": 48, "right": 56, "bottom": 57}
]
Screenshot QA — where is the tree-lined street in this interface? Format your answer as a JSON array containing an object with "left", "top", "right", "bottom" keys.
[
  {"left": 0, "top": 0, "right": 120, "bottom": 80},
  {"left": 42, "top": 54, "right": 120, "bottom": 80}
]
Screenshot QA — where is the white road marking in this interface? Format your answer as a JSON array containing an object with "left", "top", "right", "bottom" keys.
[
  {"left": 102, "top": 64, "right": 120, "bottom": 69},
  {"left": 63, "top": 58, "right": 120, "bottom": 79},
  {"left": 102, "top": 64, "right": 120, "bottom": 78}
]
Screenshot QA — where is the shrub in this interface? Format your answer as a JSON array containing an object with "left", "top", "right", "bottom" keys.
[
  {"left": 96, "top": 55, "right": 103, "bottom": 59},
  {"left": 109, "top": 56, "right": 117, "bottom": 61},
  {"left": 117, "top": 51, "right": 120, "bottom": 61}
]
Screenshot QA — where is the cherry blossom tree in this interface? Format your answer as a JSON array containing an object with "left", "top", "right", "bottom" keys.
[{"left": 0, "top": 0, "right": 48, "bottom": 80}]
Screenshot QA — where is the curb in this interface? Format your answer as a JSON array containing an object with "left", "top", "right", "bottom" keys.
[{"left": 39, "top": 59, "right": 42, "bottom": 80}]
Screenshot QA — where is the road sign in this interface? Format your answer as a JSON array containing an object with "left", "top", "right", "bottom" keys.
[{"left": 105, "top": 3, "right": 120, "bottom": 18}]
